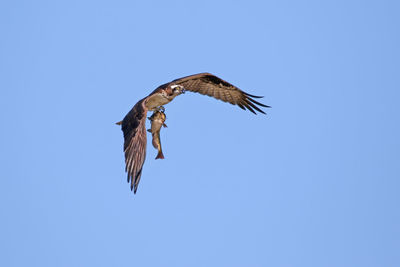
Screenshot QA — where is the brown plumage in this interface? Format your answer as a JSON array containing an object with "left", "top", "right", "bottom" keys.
[
  {"left": 172, "top": 73, "right": 270, "bottom": 114},
  {"left": 117, "top": 73, "right": 270, "bottom": 194},
  {"left": 117, "top": 99, "right": 148, "bottom": 193}
]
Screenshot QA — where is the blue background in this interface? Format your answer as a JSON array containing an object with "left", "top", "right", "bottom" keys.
[{"left": 1, "top": 0, "right": 399, "bottom": 266}]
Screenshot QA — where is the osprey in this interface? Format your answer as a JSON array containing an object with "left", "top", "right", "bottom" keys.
[{"left": 117, "top": 73, "right": 270, "bottom": 193}]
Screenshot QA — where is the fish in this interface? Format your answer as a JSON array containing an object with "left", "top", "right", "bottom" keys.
[{"left": 147, "top": 110, "right": 167, "bottom": 159}]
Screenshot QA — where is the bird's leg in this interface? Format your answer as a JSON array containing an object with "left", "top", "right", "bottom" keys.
[
  {"left": 156, "top": 106, "right": 165, "bottom": 113},
  {"left": 148, "top": 106, "right": 165, "bottom": 121}
]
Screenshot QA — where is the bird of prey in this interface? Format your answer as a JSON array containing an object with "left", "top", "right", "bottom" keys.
[{"left": 117, "top": 73, "right": 270, "bottom": 193}]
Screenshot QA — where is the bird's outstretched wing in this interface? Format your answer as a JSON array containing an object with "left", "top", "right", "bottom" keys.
[
  {"left": 119, "top": 99, "right": 148, "bottom": 193},
  {"left": 173, "top": 73, "right": 270, "bottom": 114}
]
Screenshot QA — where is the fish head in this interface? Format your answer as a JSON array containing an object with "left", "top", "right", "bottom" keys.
[{"left": 151, "top": 110, "right": 166, "bottom": 122}]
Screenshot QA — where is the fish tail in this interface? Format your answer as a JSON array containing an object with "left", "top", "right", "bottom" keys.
[{"left": 155, "top": 150, "right": 164, "bottom": 159}]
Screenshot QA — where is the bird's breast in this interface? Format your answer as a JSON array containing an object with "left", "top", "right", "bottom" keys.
[{"left": 145, "top": 93, "right": 171, "bottom": 110}]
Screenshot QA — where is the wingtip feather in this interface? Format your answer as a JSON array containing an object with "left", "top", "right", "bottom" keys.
[
  {"left": 246, "top": 99, "right": 266, "bottom": 114},
  {"left": 246, "top": 97, "right": 271, "bottom": 108},
  {"left": 243, "top": 92, "right": 264, "bottom": 98}
]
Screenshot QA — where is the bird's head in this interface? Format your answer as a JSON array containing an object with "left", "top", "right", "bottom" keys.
[{"left": 170, "top": 84, "right": 185, "bottom": 96}]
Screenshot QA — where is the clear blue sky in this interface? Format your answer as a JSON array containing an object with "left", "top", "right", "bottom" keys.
[{"left": 1, "top": 0, "right": 399, "bottom": 266}]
